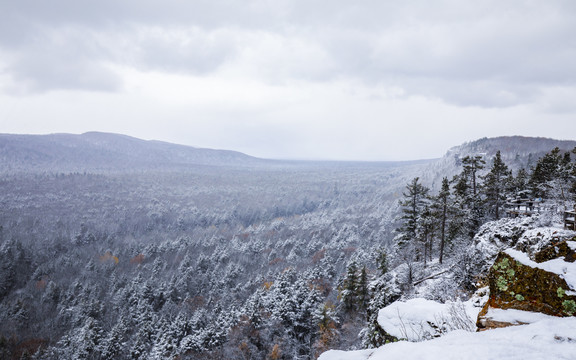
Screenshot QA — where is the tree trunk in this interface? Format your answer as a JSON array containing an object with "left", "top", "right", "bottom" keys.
[{"left": 439, "top": 201, "right": 447, "bottom": 264}]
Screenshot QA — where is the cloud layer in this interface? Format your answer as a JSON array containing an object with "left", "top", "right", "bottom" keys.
[{"left": 1, "top": 1, "right": 576, "bottom": 159}]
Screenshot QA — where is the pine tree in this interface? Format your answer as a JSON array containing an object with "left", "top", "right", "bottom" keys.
[
  {"left": 529, "top": 147, "right": 575, "bottom": 210},
  {"left": 396, "top": 177, "right": 430, "bottom": 251},
  {"left": 130, "top": 300, "right": 156, "bottom": 359},
  {"left": 453, "top": 155, "right": 486, "bottom": 238},
  {"left": 461, "top": 155, "right": 486, "bottom": 197},
  {"left": 361, "top": 273, "right": 401, "bottom": 348},
  {"left": 72, "top": 317, "right": 104, "bottom": 359},
  {"left": 417, "top": 203, "right": 436, "bottom": 265},
  {"left": 358, "top": 266, "right": 369, "bottom": 312},
  {"left": 557, "top": 151, "right": 575, "bottom": 210},
  {"left": 0, "top": 240, "right": 17, "bottom": 301},
  {"left": 571, "top": 147, "right": 576, "bottom": 200},
  {"left": 529, "top": 147, "right": 562, "bottom": 198},
  {"left": 434, "top": 177, "right": 451, "bottom": 264},
  {"left": 483, "top": 151, "right": 511, "bottom": 220},
  {"left": 376, "top": 248, "right": 388, "bottom": 276},
  {"left": 340, "top": 261, "right": 359, "bottom": 312},
  {"left": 509, "top": 168, "right": 529, "bottom": 198},
  {"left": 313, "top": 303, "right": 338, "bottom": 358},
  {"left": 101, "top": 316, "right": 128, "bottom": 359}
]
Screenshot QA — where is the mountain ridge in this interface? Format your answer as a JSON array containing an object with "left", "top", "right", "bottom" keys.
[
  {"left": 0, "top": 131, "right": 264, "bottom": 172},
  {"left": 446, "top": 136, "right": 576, "bottom": 161},
  {"left": 1, "top": 132, "right": 576, "bottom": 173}
]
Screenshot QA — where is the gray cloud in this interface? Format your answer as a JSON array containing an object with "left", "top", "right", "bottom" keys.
[
  {"left": 1, "top": 25, "right": 121, "bottom": 93},
  {"left": 1, "top": 0, "right": 576, "bottom": 107},
  {"left": 128, "top": 27, "right": 237, "bottom": 75}
]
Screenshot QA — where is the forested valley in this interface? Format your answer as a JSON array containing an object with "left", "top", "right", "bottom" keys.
[{"left": 1, "top": 133, "right": 576, "bottom": 359}]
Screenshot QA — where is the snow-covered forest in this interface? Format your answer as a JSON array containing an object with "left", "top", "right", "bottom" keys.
[
  {"left": 1, "top": 133, "right": 575, "bottom": 359},
  {"left": 321, "top": 140, "right": 576, "bottom": 360}
]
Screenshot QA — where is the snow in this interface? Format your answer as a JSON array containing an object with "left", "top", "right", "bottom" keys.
[
  {"left": 515, "top": 227, "right": 576, "bottom": 255},
  {"left": 472, "top": 217, "right": 575, "bottom": 265},
  {"left": 318, "top": 349, "right": 373, "bottom": 360},
  {"left": 505, "top": 248, "right": 576, "bottom": 290},
  {"left": 377, "top": 298, "right": 478, "bottom": 341},
  {"left": 319, "top": 317, "right": 576, "bottom": 360},
  {"left": 484, "top": 308, "right": 556, "bottom": 325},
  {"left": 377, "top": 298, "right": 448, "bottom": 341}
]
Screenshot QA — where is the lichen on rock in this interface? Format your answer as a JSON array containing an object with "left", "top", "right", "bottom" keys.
[{"left": 563, "top": 300, "right": 576, "bottom": 315}]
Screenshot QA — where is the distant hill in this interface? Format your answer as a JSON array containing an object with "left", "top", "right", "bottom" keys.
[
  {"left": 1, "top": 133, "right": 575, "bottom": 175},
  {"left": 0, "top": 132, "right": 264, "bottom": 172},
  {"left": 446, "top": 136, "right": 576, "bottom": 167},
  {"left": 421, "top": 136, "right": 576, "bottom": 189}
]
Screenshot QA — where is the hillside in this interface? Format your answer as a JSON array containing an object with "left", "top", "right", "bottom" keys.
[
  {"left": 319, "top": 137, "right": 576, "bottom": 359},
  {"left": 420, "top": 136, "right": 576, "bottom": 190},
  {"left": 447, "top": 136, "right": 576, "bottom": 166},
  {"left": 320, "top": 216, "right": 576, "bottom": 360},
  {"left": 0, "top": 132, "right": 264, "bottom": 172},
  {"left": 0, "top": 134, "right": 574, "bottom": 359}
]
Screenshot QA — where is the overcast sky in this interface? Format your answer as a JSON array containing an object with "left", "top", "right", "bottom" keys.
[{"left": 1, "top": 1, "right": 576, "bottom": 160}]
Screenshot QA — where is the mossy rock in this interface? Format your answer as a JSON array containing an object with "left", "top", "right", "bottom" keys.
[
  {"left": 534, "top": 239, "right": 576, "bottom": 263},
  {"left": 486, "top": 252, "right": 576, "bottom": 317}
]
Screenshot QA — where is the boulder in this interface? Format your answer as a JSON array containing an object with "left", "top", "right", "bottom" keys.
[
  {"left": 477, "top": 249, "right": 576, "bottom": 330},
  {"left": 534, "top": 238, "right": 576, "bottom": 263}
]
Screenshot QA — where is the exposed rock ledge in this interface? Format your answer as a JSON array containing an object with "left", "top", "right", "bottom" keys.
[{"left": 478, "top": 240, "right": 576, "bottom": 329}]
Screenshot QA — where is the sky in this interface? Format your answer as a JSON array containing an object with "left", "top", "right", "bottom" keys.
[{"left": 1, "top": 1, "right": 576, "bottom": 161}]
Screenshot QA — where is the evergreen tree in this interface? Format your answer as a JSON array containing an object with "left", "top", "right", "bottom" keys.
[
  {"left": 130, "top": 300, "right": 156, "bottom": 359},
  {"left": 530, "top": 147, "right": 575, "bottom": 209},
  {"left": 509, "top": 168, "right": 529, "bottom": 198},
  {"left": 483, "top": 151, "right": 511, "bottom": 220},
  {"left": 376, "top": 248, "right": 388, "bottom": 276},
  {"left": 461, "top": 155, "right": 486, "bottom": 197},
  {"left": 572, "top": 147, "right": 576, "bottom": 200},
  {"left": 417, "top": 203, "right": 436, "bottom": 265},
  {"left": 361, "top": 273, "right": 401, "bottom": 348},
  {"left": 393, "top": 176, "right": 433, "bottom": 265},
  {"left": 529, "top": 147, "right": 562, "bottom": 198},
  {"left": 557, "top": 150, "right": 575, "bottom": 209},
  {"left": 396, "top": 177, "right": 430, "bottom": 251},
  {"left": 340, "top": 261, "right": 359, "bottom": 312},
  {"left": 358, "top": 266, "right": 369, "bottom": 312},
  {"left": 291, "top": 279, "right": 322, "bottom": 357},
  {"left": 101, "top": 316, "right": 128, "bottom": 359},
  {"left": 434, "top": 177, "right": 451, "bottom": 264},
  {"left": 313, "top": 303, "right": 338, "bottom": 358},
  {"left": 453, "top": 155, "right": 486, "bottom": 238},
  {"left": 70, "top": 317, "right": 104, "bottom": 360}
]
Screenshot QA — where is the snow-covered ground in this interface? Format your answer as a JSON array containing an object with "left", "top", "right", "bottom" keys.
[
  {"left": 320, "top": 217, "right": 576, "bottom": 360},
  {"left": 319, "top": 316, "right": 576, "bottom": 360},
  {"left": 376, "top": 298, "right": 478, "bottom": 341}
]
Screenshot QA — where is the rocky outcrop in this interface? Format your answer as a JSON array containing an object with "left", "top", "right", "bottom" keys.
[
  {"left": 515, "top": 230, "right": 576, "bottom": 259},
  {"left": 534, "top": 238, "right": 576, "bottom": 263},
  {"left": 478, "top": 241, "right": 576, "bottom": 330}
]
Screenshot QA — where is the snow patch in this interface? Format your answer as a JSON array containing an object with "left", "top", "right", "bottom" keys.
[
  {"left": 320, "top": 317, "right": 576, "bottom": 360},
  {"left": 484, "top": 308, "right": 556, "bottom": 325},
  {"left": 376, "top": 298, "right": 478, "bottom": 341}
]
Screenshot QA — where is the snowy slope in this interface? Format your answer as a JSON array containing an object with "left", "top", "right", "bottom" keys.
[
  {"left": 376, "top": 298, "right": 478, "bottom": 341},
  {"left": 321, "top": 216, "right": 576, "bottom": 360},
  {"left": 319, "top": 317, "right": 576, "bottom": 360}
]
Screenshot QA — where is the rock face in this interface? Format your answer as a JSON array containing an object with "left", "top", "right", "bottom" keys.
[
  {"left": 478, "top": 241, "right": 576, "bottom": 330},
  {"left": 534, "top": 239, "right": 576, "bottom": 263}
]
